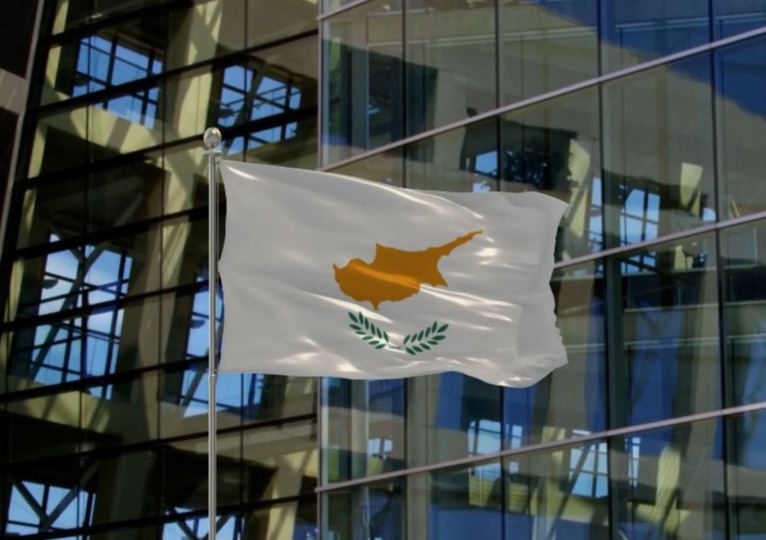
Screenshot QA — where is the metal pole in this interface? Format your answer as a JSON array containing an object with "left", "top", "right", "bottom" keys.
[{"left": 203, "top": 127, "right": 222, "bottom": 538}]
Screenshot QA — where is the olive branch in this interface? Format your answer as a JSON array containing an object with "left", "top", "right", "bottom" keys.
[{"left": 347, "top": 312, "right": 448, "bottom": 355}]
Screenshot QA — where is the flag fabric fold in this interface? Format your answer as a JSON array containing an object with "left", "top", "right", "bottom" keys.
[{"left": 217, "top": 161, "right": 568, "bottom": 387}]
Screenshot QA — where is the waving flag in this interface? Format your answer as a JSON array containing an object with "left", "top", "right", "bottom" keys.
[{"left": 217, "top": 161, "right": 568, "bottom": 387}]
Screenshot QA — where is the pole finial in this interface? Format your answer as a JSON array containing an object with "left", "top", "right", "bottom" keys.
[{"left": 203, "top": 127, "right": 222, "bottom": 150}]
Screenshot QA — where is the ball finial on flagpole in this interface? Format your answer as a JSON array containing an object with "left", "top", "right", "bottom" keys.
[{"left": 204, "top": 127, "right": 222, "bottom": 150}]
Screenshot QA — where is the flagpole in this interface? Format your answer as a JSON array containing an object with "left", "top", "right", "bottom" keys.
[{"left": 203, "top": 127, "right": 222, "bottom": 538}]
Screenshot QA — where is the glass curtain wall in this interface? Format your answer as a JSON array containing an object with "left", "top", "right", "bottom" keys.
[
  {"left": 2, "top": 0, "right": 320, "bottom": 538},
  {"left": 319, "top": 0, "right": 766, "bottom": 539}
]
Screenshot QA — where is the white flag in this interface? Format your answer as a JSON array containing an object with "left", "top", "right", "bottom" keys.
[{"left": 217, "top": 161, "right": 568, "bottom": 387}]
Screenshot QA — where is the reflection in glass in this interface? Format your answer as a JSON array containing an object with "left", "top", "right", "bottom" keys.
[
  {"left": 323, "top": 378, "right": 406, "bottom": 482},
  {"left": 406, "top": 0, "right": 497, "bottom": 135},
  {"left": 323, "top": 478, "right": 403, "bottom": 540},
  {"left": 616, "top": 234, "right": 720, "bottom": 428},
  {"left": 43, "top": 13, "right": 166, "bottom": 106},
  {"left": 505, "top": 261, "right": 606, "bottom": 452},
  {"left": 322, "top": 0, "right": 404, "bottom": 164},
  {"left": 329, "top": 149, "right": 405, "bottom": 187},
  {"left": 501, "top": 88, "right": 602, "bottom": 260},
  {"left": 500, "top": 0, "right": 598, "bottom": 105},
  {"left": 602, "top": 0, "right": 710, "bottom": 71},
  {"left": 722, "top": 221, "right": 766, "bottom": 407},
  {"left": 406, "top": 118, "right": 499, "bottom": 191},
  {"left": 603, "top": 54, "right": 716, "bottom": 247},
  {"left": 6, "top": 457, "right": 89, "bottom": 536},
  {"left": 728, "top": 410, "right": 766, "bottom": 539},
  {"left": 611, "top": 418, "right": 723, "bottom": 539},
  {"left": 716, "top": 35, "right": 766, "bottom": 219}
]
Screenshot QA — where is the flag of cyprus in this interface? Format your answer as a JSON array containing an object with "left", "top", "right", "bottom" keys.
[{"left": 217, "top": 161, "right": 568, "bottom": 388}]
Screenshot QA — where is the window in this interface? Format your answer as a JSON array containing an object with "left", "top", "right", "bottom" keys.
[
  {"left": 13, "top": 234, "right": 131, "bottom": 392},
  {"left": 6, "top": 480, "right": 95, "bottom": 536},
  {"left": 73, "top": 34, "right": 162, "bottom": 128},
  {"left": 217, "top": 64, "right": 303, "bottom": 153}
]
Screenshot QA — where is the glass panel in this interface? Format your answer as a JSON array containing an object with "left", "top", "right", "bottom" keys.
[
  {"left": 406, "top": 0, "right": 497, "bottom": 136},
  {"left": 329, "top": 149, "right": 405, "bottom": 187},
  {"left": 81, "top": 369, "right": 161, "bottom": 448},
  {"left": 500, "top": 0, "right": 598, "bottom": 106},
  {"left": 49, "top": 0, "right": 174, "bottom": 34},
  {"left": 238, "top": 36, "right": 319, "bottom": 168},
  {"left": 406, "top": 118, "right": 499, "bottom": 191},
  {"left": 159, "top": 214, "right": 225, "bottom": 291},
  {"left": 166, "top": 36, "right": 318, "bottom": 160},
  {"left": 611, "top": 418, "right": 724, "bottom": 539},
  {"left": 722, "top": 220, "right": 766, "bottom": 407},
  {"left": 246, "top": 0, "right": 316, "bottom": 48},
  {"left": 713, "top": 0, "right": 766, "bottom": 38},
  {"left": 6, "top": 456, "right": 89, "bottom": 535},
  {"left": 241, "top": 498, "right": 317, "bottom": 540},
  {"left": 167, "top": 0, "right": 245, "bottom": 70},
  {"left": 10, "top": 228, "right": 160, "bottom": 320},
  {"left": 322, "top": 477, "right": 404, "bottom": 539},
  {"left": 616, "top": 233, "right": 721, "bottom": 428},
  {"left": 17, "top": 177, "right": 87, "bottom": 247},
  {"left": 602, "top": 54, "right": 716, "bottom": 247},
  {"left": 41, "top": 13, "right": 167, "bottom": 106},
  {"left": 728, "top": 409, "right": 766, "bottom": 540},
  {"left": 602, "top": 0, "right": 710, "bottom": 72},
  {"left": 501, "top": 87, "right": 602, "bottom": 260},
  {"left": 6, "top": 295, "right": 161, "bottom": 386},
  {"left": 323, "top": 378, "right": 406, "bottom": 482},
  {"left": 408, "top": 375, "right": 502, "bottom": 471},
  {"left": 322, "top": 0, "right": 404, "bottom": 165},
  {"left": 160, "top": 364, "right": 241, "bottom": 438},
  {"left": 27, "top": 107, "right": 90, "bottom": 177},
  {"left": 88, "top": 449, "right": 161, "bottom": 525},
  {"left": 505, "top": 262, "right": 607, "bottom": 453},
  {"left": 503, "top": 442, "right": 611, "bottom": 539},
  {"left": 30, "top": 84, "right": 164, "bottom": 178},
  {"left": 163, "top": 433, "right": 240, "bottom": 516},
  {"left": 716, "top": 35, "right": 766, "bottom": 219},
  {"left": 160, "top": 141, "right": 209, "bottom": 215},
  {"left": 242, "top": 419, "right": 317, "bottom": 503},
  {"left": 8, "top": 393, "right": 81, "bottom": 461},
  {"left": 18, "top": 158, "right": 163, "bottom": 250}
]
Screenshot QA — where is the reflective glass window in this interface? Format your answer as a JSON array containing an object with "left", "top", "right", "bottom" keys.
[
  {"left": 713, "top": 0, "right": 766, "bottom": 38},
  {"left": 322, "top": 0, "right": 404, "bottom": 165},
  {"left": 501, "top": 87, "right": 602, "bottom": 260},
  {"left": 716, "top": 35, "right": 766, "bottom": 219},
  {"left": 406, "top": 0, "right": 498, "bottom": 135},
  {"left": 614, "top": 234, "right": 721, "bottom": 428},
  {"left": 6, "top": 456, "right": 88, "bottom": 535},
  {"left": 505, "top": 261, "right": 607, "bottom": 451},
  {"left": 406, "top": 118, "right": 499, "bottom": 191},
  {"left": 602, "top": 54, "right": 716, "bottom": 247},
  {"left": 611, "top": 418, "right": 724, "bottom": 539},
  {"left": 727, "top": 409, "right": 766, "bottom": 539},
  {"left": 722, "top": 220, "right": 766, "bottom": 407},
  {"left": 602, "top": 0, "right": 711, "bottom": 72},
  {"left": 500, "top": 0, "right": 598, "bottom": 106}
]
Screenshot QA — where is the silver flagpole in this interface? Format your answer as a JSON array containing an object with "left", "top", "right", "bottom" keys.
[{"left": 203, "top": 127, "right": 222, "bottom": 538}]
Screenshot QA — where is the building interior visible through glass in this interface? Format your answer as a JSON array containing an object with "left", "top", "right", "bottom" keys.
[{"left": 3, "top": 0, "right": 766, "bottom": 538}]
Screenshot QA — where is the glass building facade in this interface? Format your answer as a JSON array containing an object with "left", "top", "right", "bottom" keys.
[{"left": 2, "top": 0, "right": 766, "bottom": 539}]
